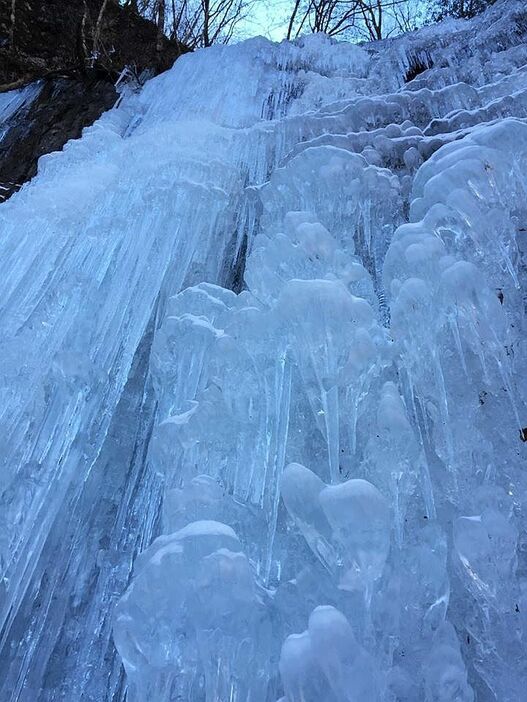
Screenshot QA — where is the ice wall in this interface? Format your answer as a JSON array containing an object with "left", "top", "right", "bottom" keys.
[{"left": 1, "top": 1, "right": 527, "bottom": 700}]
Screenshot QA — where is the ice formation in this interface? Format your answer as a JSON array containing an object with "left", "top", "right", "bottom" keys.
[{"left": 1, "top": 1, "right": 527, "bottom": 700}]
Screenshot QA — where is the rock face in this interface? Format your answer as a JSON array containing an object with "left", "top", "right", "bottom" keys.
[
  {"left": 0, "top": 0, "right": 181, "bottom": 84},
  {"left": 1, "top": 1, "right": 527, "bottom": 701},
  {"left": 0, "top": 77, "right": 117, "bottom": 199},
  {"left": 0, "top": 0, "right": 183, "bottom": 200}
]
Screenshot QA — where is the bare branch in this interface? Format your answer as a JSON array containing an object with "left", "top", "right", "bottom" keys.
[{"left": 93, "top": 0, "right": 110, "bottom": 55}]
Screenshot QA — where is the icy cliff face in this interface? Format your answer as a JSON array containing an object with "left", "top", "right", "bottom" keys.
[{"left": 1, "top": 1, "right": 527, "bottom": 700}]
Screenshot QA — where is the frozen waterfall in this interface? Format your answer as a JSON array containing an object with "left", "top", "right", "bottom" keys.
[{"left": 1, "top": 1, "right": 527, "bottom": 700}]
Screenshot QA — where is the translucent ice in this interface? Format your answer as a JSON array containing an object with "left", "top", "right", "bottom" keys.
[
  {"left": 114, "top": 521, "right": 272, "bottom": 702},
  {"left": 424, "top": 623, "right": 474, "bottom": 702},
  {"left": 281, "top": 462, "right": 390, "bottom": 593},
  {"left": 2, "top": 1, "right": 527, "bottom": 700},
  {"left": 280, "top": 606, "right": 380, "bottom": 702}
]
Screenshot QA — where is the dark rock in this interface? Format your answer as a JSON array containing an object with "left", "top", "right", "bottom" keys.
[
  {"left": 0, "top": 0, "right": 184, "bottom": 84},
  {"left": 0, "top": 76, "right": 118, "bottom": 200},
  {"left": 404, "top": 52, "right": 434, "bottom": 83},
  {"left": 0, "top": 0, "right": 187, "bottom": 201}
]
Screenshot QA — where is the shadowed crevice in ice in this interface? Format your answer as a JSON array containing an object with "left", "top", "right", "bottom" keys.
[{"left": 0, "top": 306, "right": 161, "bottom": 701}]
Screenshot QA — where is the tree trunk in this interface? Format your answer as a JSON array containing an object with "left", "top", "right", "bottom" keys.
[
  {"left": 287, "top": 0, "right": 302, "bottom": 40},
  {"left": 202, "top": 0, "right": 210, "bottom": 47},
  {"left": 156, "top": 0, "right": 166, "bottom": 53},
  {"left": 93, "top": 0, "right": 110, "bottom": 57},
  {"left": 9, "top": 0, "right": 17, "bottom": 52}
]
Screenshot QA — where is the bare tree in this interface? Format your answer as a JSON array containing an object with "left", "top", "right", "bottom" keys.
[
  {"left": 93, "top": 0, "right": 111, "bottom": 56},
  {"left": 286, "top": 0, "right": 303, "bottom": 40},
  {"left": 134, "top": 0, "right": 250, "bottom": 48},
  {"left": 9, "top": 0, "right": 17, "bottom": 52},
  {"left": 391, "top": 0, "right": 424, "bottom": 34},
  {"left": 357, "top": 0, "right": 384, "bottom": 40},
  {"left": 432, "top": 0, "right": 494, "bottom": 20},
  {"left": 288, "top": 0, "right": 361, "bottom": 39},
  {"left": 286, "top": 0, "right": 425, "bottom": 42},
  {"left": 313, "top": 0, "right": 361, "bottom": 35},
  {"left": 156, "top": 0, "right": 166, "bottom": 52},
  {"left": 181, "top": 0, "right": 251, "bottom": 47}
]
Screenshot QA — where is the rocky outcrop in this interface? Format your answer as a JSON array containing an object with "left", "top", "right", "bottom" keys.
[
  {"left": 0, "top": 0, "right": 185, "bottom": 200},
  {"left": 0, "top": 77, "right": 117, "bottom": 199},
  {"left": 0, "top": 0, "right": 183, "bottom": 85}
]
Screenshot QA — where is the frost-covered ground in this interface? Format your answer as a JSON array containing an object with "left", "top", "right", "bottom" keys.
[{"left": 1, "top": 1, "right": 527, "bottom": 700}]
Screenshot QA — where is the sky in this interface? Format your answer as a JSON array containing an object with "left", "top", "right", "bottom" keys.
[
  {"left": 235, "top": 0, "right": 433, "bottom": 45},
  {"left": 238, "top": 0, "right": 293, "bottom": 41},
  {"left": 121, "top": 0, "right": 435, "bottom": 47}
]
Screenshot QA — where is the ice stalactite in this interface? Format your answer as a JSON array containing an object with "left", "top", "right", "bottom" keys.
[{"left": 1, "top": 1, "right": 527, "bottom": 700}]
